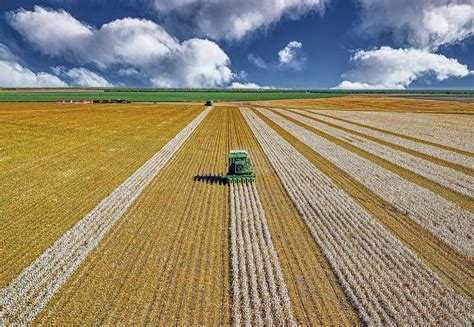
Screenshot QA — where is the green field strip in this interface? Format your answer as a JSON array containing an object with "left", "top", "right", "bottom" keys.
[{"left": 0, "top": 91, "right": 343, "bottom": 102}]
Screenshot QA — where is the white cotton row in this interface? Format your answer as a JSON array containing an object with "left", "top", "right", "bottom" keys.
[
  {"left": 279, "top": 109, "right": 473, "bottom": 198},
  {"left": 259, "top": 108, "right": 473, "bottom": 259},
  {"left": 297, "top": 110, "right": 473, "bottom": 170},
  {"left": 241, "top": 108, "right": 472, "bottom": 326},
  {"left": 311, "top": 110, "right": 474, "bottom": 153},
  {"left": 230, "top": 182, "right": 296, "bottom": 326},
  {"left": 0, "top": 107, "right": 213, "bottom": 325}
]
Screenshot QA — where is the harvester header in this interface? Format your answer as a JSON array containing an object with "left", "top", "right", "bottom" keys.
[{"left": 225, "top": 150, "right": 256, "bottom": 184}]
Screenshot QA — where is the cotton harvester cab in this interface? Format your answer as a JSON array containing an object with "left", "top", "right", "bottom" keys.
[{"left": 225, "top": 150, "right": 256, "bottom": 184}]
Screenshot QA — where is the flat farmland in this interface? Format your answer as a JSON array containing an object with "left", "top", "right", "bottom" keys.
[
  {"left": 1, "top": 98, "right": 473, "bottom": 325},
  {"left": 0, "top": 103, "right": 204, "bottom": 286}
]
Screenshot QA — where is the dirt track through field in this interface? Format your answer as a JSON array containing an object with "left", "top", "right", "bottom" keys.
[
  {"left": 242, "top": 108, "right": 472, "bottom": 325},
  {"left": 230, "top": 182, "right": 295, "bottom": 325},
  {"left": 0, "top": 107, "right": 212, "bottom": 325}
]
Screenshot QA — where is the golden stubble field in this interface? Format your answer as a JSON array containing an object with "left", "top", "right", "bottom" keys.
[{"left": 0, "top": 98, "right": 473, "bottom": 325}]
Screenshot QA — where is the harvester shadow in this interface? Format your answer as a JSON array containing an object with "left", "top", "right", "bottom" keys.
[{"left": 193, "top": 174, "right": 227, "bottom": 185}]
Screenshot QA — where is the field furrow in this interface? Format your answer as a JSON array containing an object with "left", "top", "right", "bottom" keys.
[
  {"left": 277, "top": 109, "right": 473, "bottom": 198},
  {"left": 0, "top": 107, "right": 212, "bottom": 325},
  {"left": 311, "top": 110, "right": 474, "bottom": 153},
  {"left": 296, "top": 110, "right": 473, "bottom": 172},
  {"left": 259, "top": 108, "right": 473, "bottom": 259},
  {"left": 230, "top": 182, "right": 295, "bottom": 325},
  {"left": 241, "top": 108, "right": 472, "bottom": 325}
]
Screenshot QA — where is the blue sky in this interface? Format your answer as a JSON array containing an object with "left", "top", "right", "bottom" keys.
[{"left": 0, "top": 0, "right": 473, "bottom": 89}]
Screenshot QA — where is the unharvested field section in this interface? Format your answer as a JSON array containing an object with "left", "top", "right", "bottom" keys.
[
  {"left": 310, "top": 109, "right": 474, "bottom": 154},
  {"left": 0, "top": 103, "right": 204, "bottom": 286},
  {"left": 295, "top": 110, "right": 472, "bottom": 173},
  {"left": 259, "top": 107, "right": 473, "bottom": 259},
  {"left": 229, "top": 182, "right": 296, "bottom": 326},
  {"left": 255, "top": 96, "right": 474, "bottom": 112}
]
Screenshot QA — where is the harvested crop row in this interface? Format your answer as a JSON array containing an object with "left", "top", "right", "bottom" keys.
[
  {"left": 0, "top": 107, "right": 212, "bottom": 325},
  {"left": 277, "top": 109, "right": 473, "bottom": 198},
  {"left": 227, "top": 108, "right": 358, "bottom": 325},
  {"left": 312, "top": 109, "right": 474, "bottom": 153},
  {"left": 241, "top": 108, "right": 472, "bottom": 325},
  {"left": 0, "top": 104, "right": 201, "bottom": 286},
  {"left": 230, "top": 182, "right": 295, "bottom": 325},
  {"left": 295, "top": 109, "right": 473, "bottom": 171},
  {"left": 258, "top": 108, "right": 473, "bottom": 259}
]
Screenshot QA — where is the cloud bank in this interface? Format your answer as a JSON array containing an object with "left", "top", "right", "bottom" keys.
[
  {"left": 151, "top": 0, "right": 327, "bottom": 40},
  {"left": 334, "top": 47, "right": 471, "bottom": 89},
  {"left": 356, "top": 0, "right": 474, "bottom": 50},
  {"left": 278, "top": 40, "right": 304, "bottom": 70},
  {"left": 337, "top": 0, "right": 473, "bottom": 89},
  {"left": 0, "top": 43, "right": 67, "bottom": 87},
  {"left": 8, "top": 6, "right": 234, "bottom": 87}
]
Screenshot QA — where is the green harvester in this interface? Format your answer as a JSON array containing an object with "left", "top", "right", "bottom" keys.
[{"left": 225, "top": 150, "right": 256, "bottom": 184}]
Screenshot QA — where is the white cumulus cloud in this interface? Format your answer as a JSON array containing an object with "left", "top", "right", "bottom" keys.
[
  {"left": 8, "top": 6, "right": 93, "bottom": 58},
  {"left": 151, "top": 0, "right": 327, "bottom": 40},
  {"left": 338, "top": 1, "right": 474, "bottom": 90},
  {"left": 356, "top": 0, "right": 474, "bottom": 50},
  {"left": 278, "top": 40, "right": 304, "bottom": 69},
  {"left": 8, "top": 6, "right": 234, "bottom": 87},
  {"left": 0, "top": 43, "right": 67, "bottom": 87},
  {"left": 150, "top": 38, "right": 232, "bottom": 87},
  {"left": 334, "top": 47, "right": 471, "bottom": 89}
]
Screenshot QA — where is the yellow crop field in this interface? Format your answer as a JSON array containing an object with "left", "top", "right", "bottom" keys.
[
  {"left": 0, "top": 103, "right": 204, "bottom": 286},
  {"left": 1, "top": 97, "right": 473, "bottom": 325}
]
